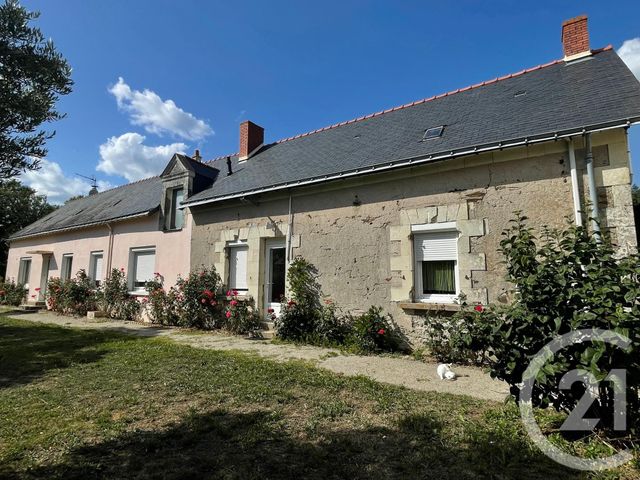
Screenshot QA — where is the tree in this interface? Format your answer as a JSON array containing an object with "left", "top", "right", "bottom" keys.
[
  {"left": 0, "top": 0, "right": 73, "bottom": 179},
  {"left": 632, "top": 185, "right": 640, "bottom": 206},
  {"left": 0, "top": 179, "right": 56, "bottom": 277}
]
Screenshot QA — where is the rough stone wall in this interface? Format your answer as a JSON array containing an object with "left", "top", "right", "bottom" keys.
[{"left": 189, "top": 130, "right": 635, "bottom": 341}]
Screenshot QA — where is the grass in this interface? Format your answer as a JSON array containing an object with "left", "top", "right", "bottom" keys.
[{"left": 0, "top": 315, "right": 637, "bottom": 480}]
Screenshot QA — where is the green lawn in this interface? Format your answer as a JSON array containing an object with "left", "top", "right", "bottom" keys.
[{"left": 0, "top": 316, "right": 636, "bottom": 480}]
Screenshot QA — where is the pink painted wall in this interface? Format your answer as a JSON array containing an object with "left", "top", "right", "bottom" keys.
[{"left": 5, "top": 211, "right": 192, "bottom": 302}]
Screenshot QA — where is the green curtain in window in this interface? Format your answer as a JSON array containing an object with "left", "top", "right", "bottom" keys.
[{"left": 423, "top": 261, "right": 455, "bottom": 294}]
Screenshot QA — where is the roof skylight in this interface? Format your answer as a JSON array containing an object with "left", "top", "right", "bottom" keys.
[{"left": 422, "top": 125, "right": 445, "bottom": 141}]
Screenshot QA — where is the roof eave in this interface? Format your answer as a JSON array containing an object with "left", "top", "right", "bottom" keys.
[
  {"left": 8, "top": 208, "right": 158, "bottom": 242},
  {"left": 182, "top": 118, "right": 639, "bottom": 209}
]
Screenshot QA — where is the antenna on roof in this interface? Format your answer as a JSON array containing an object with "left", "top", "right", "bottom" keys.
[{"left": 75, "top": 173, "right": 99, "bottom": 195}]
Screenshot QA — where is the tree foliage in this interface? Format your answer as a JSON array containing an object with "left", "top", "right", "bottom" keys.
[
  {"left": 0, "top": 0, "right": 73, "bottom": 178},
  {"left": 0, "top": 179, "right": 56, "bottom": 277}
]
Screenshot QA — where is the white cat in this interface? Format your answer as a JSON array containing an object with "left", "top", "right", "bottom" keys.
[{"left": 437, "top": 363, "right": 457, "bottom": 381}]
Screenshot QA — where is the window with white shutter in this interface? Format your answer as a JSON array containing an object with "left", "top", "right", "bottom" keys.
[
  {"left": 61, "top": 254, "right": 73, "bottom": 282},
  {"left": 412, "top": 223, "right": 459, "bottom": 302},
  {"left": 228, "top": 243, "right": 248, "bottom": 291},
  {"left": 130, "top": 248, "right": 156, "bottom": 291},
  {"left": 89, "top": 252, "right": 104, "bottom": 287}
]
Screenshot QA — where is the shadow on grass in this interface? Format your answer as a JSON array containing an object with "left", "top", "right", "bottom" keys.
[
  {"left": 0, "top": 317, "right": 141, "bottom": 389},
  {"left": 3, "top": 409, "right": 581, "bottom": 480}
]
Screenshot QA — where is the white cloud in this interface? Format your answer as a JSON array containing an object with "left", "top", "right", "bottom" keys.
[
  {"left": 21, "top": 159, "right": 114, "bottom": 205},
  {"left": 97, "top": 132, "right": 187, "bottom": 182},
  {"left": 619, "top": 38, "right": 640, "bottom": 80},
  {"left": 109, "top": 77, "right": 213, "bottom": 140}
]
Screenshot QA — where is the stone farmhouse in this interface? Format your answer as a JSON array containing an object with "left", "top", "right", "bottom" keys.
[{"left": 6, "top": 16, "right": 640, "bottom": 337}]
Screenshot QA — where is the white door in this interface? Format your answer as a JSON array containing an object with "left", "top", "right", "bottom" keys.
[
  {"left": 263, "top": 239, "right": 286, "bottom": 315},
  {"left": 38, "top": 256, "right": 52, "bottom": 301}
]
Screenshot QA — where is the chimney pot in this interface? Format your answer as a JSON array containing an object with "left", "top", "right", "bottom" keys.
[
  {"left": 239, "top": 121, "right": 264, "bottom": 160},
  {"left": 193, "top": 149, "right": 202, "bottom": 162},
  {"left": 561, "top": 15, "right": 591, "bottom": 60}
]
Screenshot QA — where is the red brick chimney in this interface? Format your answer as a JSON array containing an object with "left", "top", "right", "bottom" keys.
[
  {"left": 239, "top": 121, "right": 264, "bottom": 160},
  {"left": 561, "top": 15, "right": 591, "bottom": 60}
]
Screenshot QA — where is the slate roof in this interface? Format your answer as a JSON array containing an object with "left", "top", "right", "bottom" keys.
[
  {"left": 10, "top": 177, "right": 163, "bottom": 239},
  {"left": 11, "top": 47, "right": 640, "bottom": 239},
  {"left": 185, "top": 48, "right": 640, "bottom": 205}
]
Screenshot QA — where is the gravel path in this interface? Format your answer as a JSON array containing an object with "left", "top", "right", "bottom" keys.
[{"left": 7, "top": 310, "right": 509, "bottom": 402}]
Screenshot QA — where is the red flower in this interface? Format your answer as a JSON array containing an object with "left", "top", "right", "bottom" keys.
[
  {"left": 232, "top": 290, "right": 238, "bottom": 296},
  {"left": 203, "top": 289, "right": 213, "bottom": 298},
  {"left": 142, "top": 298, "right": 149, "bottom": 304},
  {"left": 35, "top": 287, "right": 41, "bottom": 291},
  {"left": 201, "top": 298, "right": 207, "bottom": 304},
  {"left": 226, "top": 290, "right": 232, "bottom": 296},
  {"left": 31, "top": 295, "right": 36, "bottom": 298},
  {"left": 230, "top": 299, "right": 238, "bottom": 307},
  {"left": 377, "top": 329, "right": 385, "bottom": 335},
  {"left": 120, "top": 267, "right": 125, "bottom": 272},
  {"left": 267, "top": 307, "right": 274, "bottom": 313},
  {"left": 225, "top": 310, "right": 232, "bottom": 318},
  {"left": 210, "top": 300, "right": 217, "bottom": 306},
  {"left": 474, "top": 304, "right": 483, "bottom": 312},
  {"left": 287, "top": 300, "right": 296, "bottom": 307}
]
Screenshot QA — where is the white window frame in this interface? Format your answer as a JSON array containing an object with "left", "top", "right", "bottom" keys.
[
  {"left": 18, "top": 257, "right": 32, "bottom": 288},
  {"left": 412, "top": 222, "right": 460, "bottom": 303},
  {"left": 89, "top": 251, "right": 104, "bottom": 287},
  {"left": 129, "top": 247, "right": 156, "bottom": 294},
  {"left": 227, "top": 240, "right": 249, "bottom": 293},
  {"left": 169, "top": 187, "right": 185, "bottom": 230},
  {"left": 61, "top": 254, "right": 74, "bottom": 282}
]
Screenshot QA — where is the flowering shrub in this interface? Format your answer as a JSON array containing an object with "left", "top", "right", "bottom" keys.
[
  {"left": 223, "top": 290, "right": 261, "bottom": 334},
  {"left": 419, "top": 304, "right": 494, "bottom": 365},
  {"left": 344, "top": 306, "right": 401, "bottom": 353},
  {"left": 274, "top": 257, "right": 401, "bottom": 352},
  {"left": 97, "top": 268, "right": 140, "bottom": 321},
  {"left": 144, "top": 274, "right": 180, "bottom": 325},
  {"left": 173, "top": 267, "right": 222, "bottom": 328},
  {"left": 46, "top": 270, "right": 97, "bottom": 316},
  {"left": 0, "top": 280, "right": 28, "bottom": 306}
]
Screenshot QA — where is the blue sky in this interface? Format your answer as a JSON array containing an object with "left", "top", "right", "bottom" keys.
[{"left": 19, "top": 0, "right": 640, "bottom": 203}]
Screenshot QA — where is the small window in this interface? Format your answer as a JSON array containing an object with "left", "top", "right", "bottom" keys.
[
  {"left": 61, "top": 254, "right": 74, "bottom": 282},
  {"left": 422, "top": 125, "right": 445, "bottom": 141},
  {"left": 228, "top": 243, "right": 248, "bottom": 292},
  {"left": 130, "top": 249, "right": 156, "bottom": 292},
  {"left": 413, "top": 228, "right": 459, "bottom": 302},
  {"left": 169, "top": 187, "right": 184, "bottom": 230},
  {"left": 89, "top": 252, "right": 104, "bottom": 287},
  {"left": 18, "top": 257, "right": 32, "bottom": 288}
]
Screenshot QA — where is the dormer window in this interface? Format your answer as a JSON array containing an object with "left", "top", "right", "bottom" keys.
[{"left": 169, "top": 187, "right": 184, "bottom": 230}]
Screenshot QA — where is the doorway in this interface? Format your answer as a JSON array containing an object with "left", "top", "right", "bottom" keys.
[{"left": 263, "top": 239, "right": 286, "bottom": 315}]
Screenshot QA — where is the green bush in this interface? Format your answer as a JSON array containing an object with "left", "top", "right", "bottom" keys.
[
  {"left": 223, "top": 292, "right": 261, "bottom": 335},
  {"left": 420, "top": 305, "right": 494, "bottom": 365},
  {"left": 0, "top": 280, "right": 27, "bottom": 306},
  {"left": 46, "top": 270, "right": 97, "bottom": 316},
  {"left": 446, "top": 214, "right": 640, "bottom": 432},
  {"left": 98, "top": 268, "right": 140, "bottom": 321},
  {"left": 144, "top": 268, "right": 224, "bottom": 329},
  {"left": 274, "top": 257, "right": 402, "bottom": 352},
  {"left": 174, "top": 267, "right": 222, "bottom": 329},
  {"left": 144, "top": 274, "right": 180, "bottom": 325},
  {"left": 345, "top": 306, "right": 401, "bottom": 353}
]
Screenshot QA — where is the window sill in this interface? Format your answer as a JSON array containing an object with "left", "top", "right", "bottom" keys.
[
  {"left": 164, "top": 227, "right": 183, "bottom": 232},
  {"left": 398, "top": 302, "right": 461, "bottom": 312},
  {"left": 128, "top": 291, "right": 149, "bottom": 297}
]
